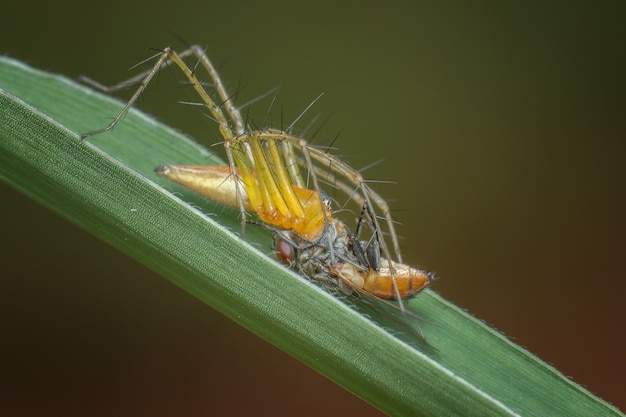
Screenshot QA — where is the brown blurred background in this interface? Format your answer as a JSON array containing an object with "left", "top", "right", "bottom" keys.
[{"left": 2, "top": 1, "right": 624, "bottom": 415}]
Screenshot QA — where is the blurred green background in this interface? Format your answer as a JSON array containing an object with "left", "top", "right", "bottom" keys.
[{"left": 2, "top": 1, "right": 624, "bottom": 415}]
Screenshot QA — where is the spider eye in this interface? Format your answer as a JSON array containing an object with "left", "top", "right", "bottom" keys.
[
  {"left": 320, "top": 191, "right": 333, "bottom": 210},
  {"left": 275, "top": 239, "right": 295, "bottom": 266}
]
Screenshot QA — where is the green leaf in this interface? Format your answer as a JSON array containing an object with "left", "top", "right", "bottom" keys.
[{"left": 0, "top": 56, "right": 621, "bottom": 417}]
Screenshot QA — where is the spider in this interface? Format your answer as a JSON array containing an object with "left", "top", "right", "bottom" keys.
[{"left": 81, "top": 45, "right": 432, "bottom": 317}]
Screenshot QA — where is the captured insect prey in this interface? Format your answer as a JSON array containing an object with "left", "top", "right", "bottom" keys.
[{"left": 81, "top": 45, "right": 433, "bottom": 337}]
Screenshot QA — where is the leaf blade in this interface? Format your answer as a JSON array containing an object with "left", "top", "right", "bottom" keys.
[{"left": 1, "top": 56, "right": 621, "bottom": 417}]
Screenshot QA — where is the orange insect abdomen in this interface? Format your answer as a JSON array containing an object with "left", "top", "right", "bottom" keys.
[{"left": 362, "top": 260, "right": 431, "bottom": 300}]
